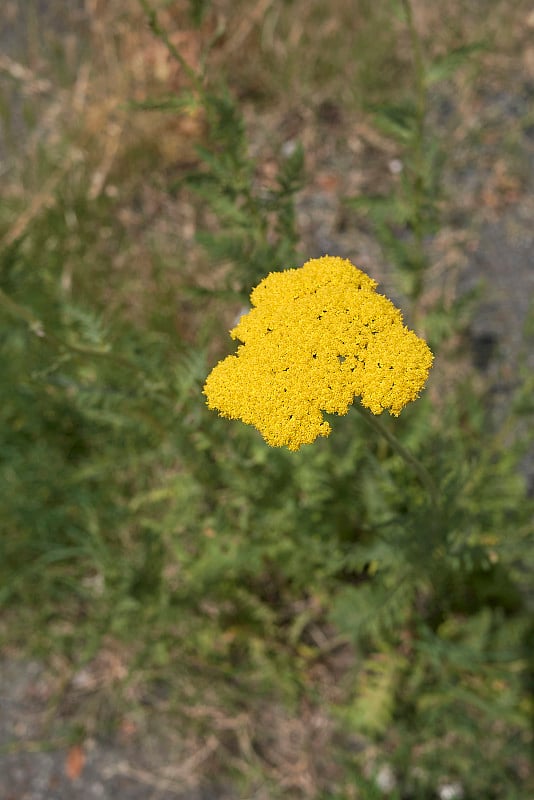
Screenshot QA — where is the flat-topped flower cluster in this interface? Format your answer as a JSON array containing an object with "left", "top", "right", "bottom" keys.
[{"left": 204, "top": 256, "right": 434, "bottom": 451}]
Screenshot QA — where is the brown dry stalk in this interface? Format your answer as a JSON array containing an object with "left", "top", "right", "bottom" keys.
[{"left": 1, "top": 151, "right": 81, "bottom": 249}]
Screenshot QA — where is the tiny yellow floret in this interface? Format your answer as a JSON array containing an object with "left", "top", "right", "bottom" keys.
[{"left": 203, "top": 256, "right": 434, "bottom": 450}]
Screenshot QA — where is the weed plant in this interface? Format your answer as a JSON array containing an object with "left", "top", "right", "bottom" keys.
[{"left": 0, "top": 1, "right": 532, "bottom": 798}]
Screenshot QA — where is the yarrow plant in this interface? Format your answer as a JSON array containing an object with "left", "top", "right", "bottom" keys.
[{"left": 203, "top": 256, "right": 433, "bottom": 450}]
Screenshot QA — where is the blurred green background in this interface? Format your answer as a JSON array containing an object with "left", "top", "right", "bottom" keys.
[{"left": 0, "top": 1, "right": 533, "bottom": 797}]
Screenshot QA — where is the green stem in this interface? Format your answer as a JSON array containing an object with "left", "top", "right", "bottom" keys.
[
  {"left": 356, "top": 404, "right": 439, "bottom": 509},
  {"left": 137, "top": 0, "right": 205, "bottom": 96},
  {"left": 401, "top": 0, "right": 426, "bottom": 132},
  {"left": 401, "top": 0, "right": 427, "bottom": 306}
]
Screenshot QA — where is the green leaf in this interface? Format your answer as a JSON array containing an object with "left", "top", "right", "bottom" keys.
[
  {"left": 343, "top": 651, "right": 406, "bottom": 736},
  {"left": 345, "top": 194, "right": 412, "bottom": 226},
  {"left": 276, "top": 143, "right": 305, "bottom": 194},
  {"left": 368, "top": 101, "right": 417, "bottom": 142},
  {"left": 187, "top": 0, "right": 211, "bottom": 26},
  {"left": 425, "top": 42, "right": 487, "bottom": 86}
]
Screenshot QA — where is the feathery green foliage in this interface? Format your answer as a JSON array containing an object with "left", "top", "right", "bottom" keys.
[{"left": 1, "top": 1, "right": 532, "bottom": 797}]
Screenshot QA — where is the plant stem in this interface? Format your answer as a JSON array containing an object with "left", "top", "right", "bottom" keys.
[
  {"left": 356, "top": 403, "right": 439, "bottom": 509},
  {"left": 137, "top": 0, "right": 205, "bottom": 96},
  {"left": 401, "top": 0, "right": 428, "bottom": 306}
]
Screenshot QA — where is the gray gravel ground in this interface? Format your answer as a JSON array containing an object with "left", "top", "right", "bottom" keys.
[{"left": 0, "top": 658, "right": 231, "bottom": 800}]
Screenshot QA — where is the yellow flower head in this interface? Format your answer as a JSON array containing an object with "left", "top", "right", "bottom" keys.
[{"left": 203, "top": 256, "right": 433, "bottom": 451}]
